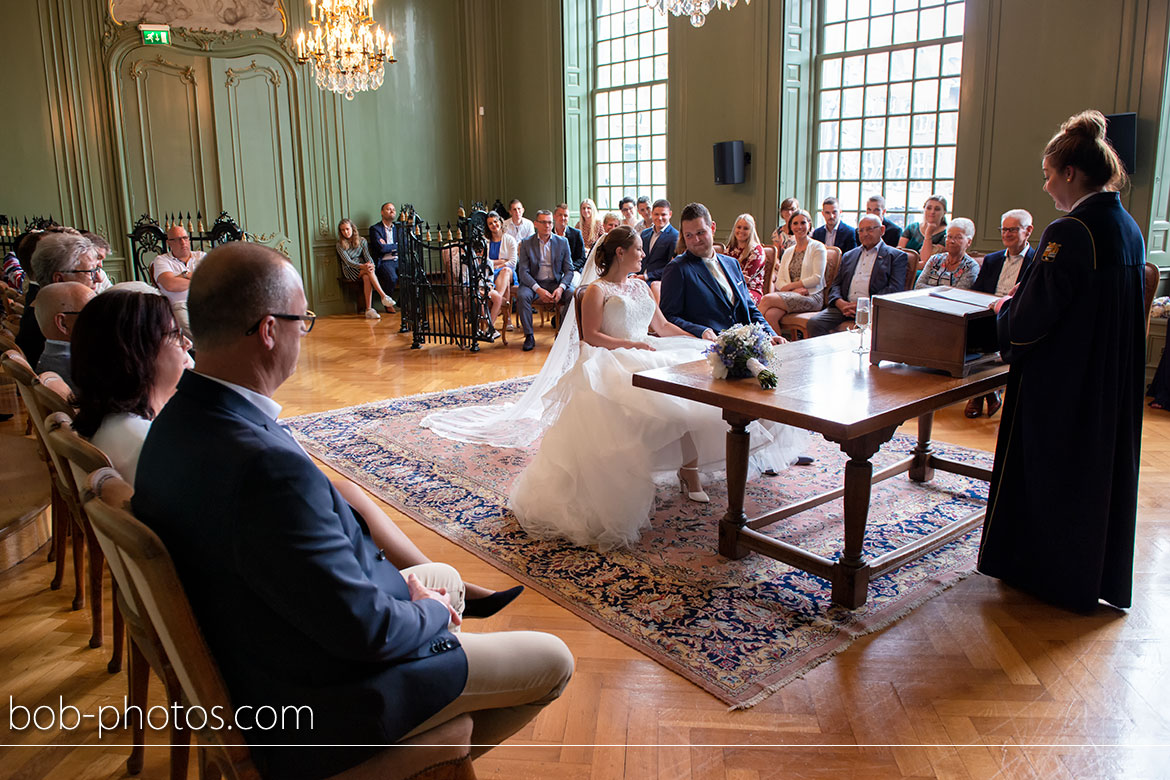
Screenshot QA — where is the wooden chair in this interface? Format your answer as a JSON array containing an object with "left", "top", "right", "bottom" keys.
[
  {"left": 780, "top": 246, "right": 842, "bottom": 339},
  {"left": 902, "top": 248, "right": 920, "bottom": 290},
  {"left": 761, "top": 246, "right": 776, "bottom": 293},
  {"left": 44, "top": 412, "right": 125, "bottom": 670},
  {"left": 83, "top": 469, "right": 476, "bottom": 780},
  {"left": 1, "top": 350, "right": 77, "bottom": 596}
]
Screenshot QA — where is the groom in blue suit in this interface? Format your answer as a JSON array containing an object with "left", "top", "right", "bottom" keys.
[
  {"left": 660, "top": 202, "right": 781, "bottom": 343},
  {"left": 133, "top": 242, "right": 572, "bottom": 780}
]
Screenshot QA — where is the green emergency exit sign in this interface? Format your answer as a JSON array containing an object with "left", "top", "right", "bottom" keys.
[{"left": 139, "top": 25, "right": 171, "bottom": 45}]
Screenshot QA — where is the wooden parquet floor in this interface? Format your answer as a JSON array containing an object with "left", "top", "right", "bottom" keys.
[{"left": 2, "top": 312, "right": 1169, "bottom": 779}]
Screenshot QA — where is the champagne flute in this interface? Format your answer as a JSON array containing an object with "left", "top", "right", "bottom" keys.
[{"left": 853, "top": 297, "right": 870, "bottom": 354}]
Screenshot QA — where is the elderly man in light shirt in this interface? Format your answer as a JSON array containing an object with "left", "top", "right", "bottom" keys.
[
  {"left": 966, "top": 208, "right": 1037, "bottom": 418},
  {"left": 807, "top": 214, "right": 908, "bottom": 337},
  {"left": 152, "top": 224, "right": 206, "bottom": 338}
]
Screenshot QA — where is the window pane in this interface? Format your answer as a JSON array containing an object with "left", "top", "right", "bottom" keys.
[
  {"left": 597, "top": 140, "right": 609, "bottom": 163},
  {"left": 863, "top": 117, "right": 886, "bottom": 147},
  {"left": 840, "top": 151, "right": 861, "bottom": 179},
  {"left": 822, "top": 58, "right": 843, "bottom": 89},
  {"left": 888, "top": 82, "right": 913, "bottom": 114},
  {"left": 847, "top": 0, "right": 869, "bottom": 20},
  {"left": 820, "top": 121, "right": 841, "bottom": 150},
  {"left": 862, "top": 149, "right": 884, "bottom": 179},
  {"left": 942, "top": 42, "right": 962, "bottom": 75},
  {"left": 890, "top": 49, "right": 914, "bottom": 81},
  {"left": 841, "top": 119, "right": 863, "bottom": 148},
  {"left": 885, "top": 180, "right": 907, "bottom": 212},
  {"left": 826, "top": 0, "right": 847, "bottom": 23},
  {"left": 910, "top": 148, "right": 934, "bottom": 179},
  {"left": 651, "top": 83, "right": 666, "bottom": 108},
  {"left": 869, "top": 14, "right": 893, "bottom": 46},
  {"left": 824, "top": 23, "right": 846, "bottom": 54},
  {"left": 866, "top": 51, "right": 889, "bottom": 83},
  {"left": 821, "top": 89, "right": 842, "bottom": 120},
  {"left": 819, "top": 152, "right": 839, "bottom": 179},
  {"left": 945, "top": 2, "right": 964, "bottom": 36},
  {"left": 842, "top": 87, "right": 865, "bottom": 118},
  {"left": 913, "top": 79, "right": 938, "bottom": 112},
  {"left": 937, "top": 111, "right": 958, "bottom": 144},
  {"left": 843, "top": 55, "right": 866, "bottom": 86},
  {"left": 911, "top": 113, "right": 937, "bottom": 145},
  {"left": 846, "top": 19, "right": 868, "bottom": 51},
  {"left": 915, "top": 45, "right": 940, "bottom": 78},
  {"left": 871, "top": 0, "right": 893, "bottom": 15},
  {"left": 936, "top": 146, "right": 956, "bottom": 179},
  {"left": 919, "top": 6, "right": 944, "bottom": 38},
  {"left": 893, "top": 11, "right": 916, "bottom": 43},
  {"left": 865, "top": 84, "right": 888, "bottom": 116},
  {"left": 939, "top": 76, "right": 960, "bottom": 110},
  {"left": 886, "top": 148, "right": 908, "bottom": 178},
  {"left": 888, "top": 115, "right": 911, "bottom": 146}
]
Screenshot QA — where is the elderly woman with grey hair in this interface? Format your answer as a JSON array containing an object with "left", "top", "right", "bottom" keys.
[
  {"left": 914, "top": 217, "right": 980, "bottom": 290},
  {"left": 16, "top": 230, "right": 101, "bottom": 366}
]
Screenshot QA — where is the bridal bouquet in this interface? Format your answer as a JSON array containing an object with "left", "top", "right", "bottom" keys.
[{"left": 705, "top": 323, "right": 779, "bottom": 389}]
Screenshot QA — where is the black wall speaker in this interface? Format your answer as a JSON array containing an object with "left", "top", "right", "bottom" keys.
[
  {"left": 1104, "top": 112, "right": 1137, "bottom": 174},
  {"left": 713, "top": 140, "right": 746, "bottom": 185}
]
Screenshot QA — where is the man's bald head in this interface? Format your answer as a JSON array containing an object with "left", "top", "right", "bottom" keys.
[
  {"left": 188, "top": 242, "right": 302, "bottom": 351},
  {"left": 34, "top": 281, "right": 95, "bottom": 342},
  {"left": 165, "top": 224, "right": 192, "bottom": 261}
]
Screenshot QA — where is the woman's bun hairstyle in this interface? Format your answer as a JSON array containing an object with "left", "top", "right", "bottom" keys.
[{"left": 1044, "top": 109, "right": 1128, "bottom": 191}]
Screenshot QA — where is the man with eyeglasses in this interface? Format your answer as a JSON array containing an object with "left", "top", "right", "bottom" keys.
[
  {"left": 32, "top": 281, "right": 94, "bottom": 392},
  {"left": 17, "top": 230, "right": 100, "bottom": 367},
  {"left": 516, "top": 209, "right": 574, "bottom": 351},
  {"left": 153, "top": 225, "right": 207, "bottom": 339},
  {"left": 133, "top": 242, "right": 573, "bottom": 778},
  {"left": 967, "top": 208, "right": 1036, "bottom": 417}
]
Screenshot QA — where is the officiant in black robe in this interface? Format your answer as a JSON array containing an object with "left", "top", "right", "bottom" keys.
[{"left": 977, "top": 111, "right": 1146, "bottom": 612}]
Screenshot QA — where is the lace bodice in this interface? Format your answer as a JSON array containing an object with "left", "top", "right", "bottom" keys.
[{"left": 594, "top": 278, "right": 656, "bottom": 342}]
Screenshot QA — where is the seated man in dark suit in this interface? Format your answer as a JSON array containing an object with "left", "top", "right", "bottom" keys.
[
  {"left": 807, "top": 214, "right": 909, "bottom": 337},
  {"left": 636, "top": 199, "right": 680, "bottom": 290},
  {"left": 966, "top": 208, "right": 1037, "bottom": 418},
  {"left": 516, "top": 210, "right": 574, "bottom": 351},
  {"left": 552, "top": 203, "right": 586, "bottom": 272},
  {"left": 132, "top": 242, "right": 573, "bottom": 780},
  {"left": 660, "top": 202, "right": 781, "bottom": 343},
  {"left": 811, "top": 196, "right": 858, "bottom": 254},
  {"left": 368, "top": 201, "right": 400, "bottom": 306},
  {"left": 866, "top": 194, "right": 903, "bottom": 247},
  {"left": 33, "top": 281, "right": 94, "bottom": 392}
]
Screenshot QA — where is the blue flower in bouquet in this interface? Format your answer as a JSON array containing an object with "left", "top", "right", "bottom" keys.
[{"left": 704, "top": 323, "right": 779, "bottom": 389}]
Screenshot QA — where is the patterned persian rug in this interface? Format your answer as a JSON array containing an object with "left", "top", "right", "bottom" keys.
[{"left": 284, "top": 377, "right": 992, "bottom": 708}]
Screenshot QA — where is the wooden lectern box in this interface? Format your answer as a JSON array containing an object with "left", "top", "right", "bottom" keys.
[{"left": 869, "top": 287, "right": 1002, "bottom": 376}]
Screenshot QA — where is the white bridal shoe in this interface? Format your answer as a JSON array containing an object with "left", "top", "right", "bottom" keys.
[{"left": 677, "top": 467, "right": 710, "bottom": 503}]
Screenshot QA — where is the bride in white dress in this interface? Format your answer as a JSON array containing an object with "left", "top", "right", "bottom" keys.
[{"left": 508, "top": 227, "right": 803, "bottom": 550}]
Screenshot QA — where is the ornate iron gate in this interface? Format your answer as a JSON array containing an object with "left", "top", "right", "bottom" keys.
[{"left": 398, "top": 206, "right": 498, "bottom": 351}]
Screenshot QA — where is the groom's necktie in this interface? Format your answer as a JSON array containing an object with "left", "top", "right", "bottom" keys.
[{"left": 701, "top": 256, "right": 735, "bottom": 304}]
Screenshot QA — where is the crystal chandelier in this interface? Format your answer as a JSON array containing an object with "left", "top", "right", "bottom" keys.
[
  {"left": 295, "top": 0, "right": 396, "bottom": 101},
  {"left": 645, "top": 0, "right": 751, "bottom": 28}
]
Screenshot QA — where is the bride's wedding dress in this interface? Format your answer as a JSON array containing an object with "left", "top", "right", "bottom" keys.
[{"left": 509, "top": 277, "right": 803, "bottom": 550}]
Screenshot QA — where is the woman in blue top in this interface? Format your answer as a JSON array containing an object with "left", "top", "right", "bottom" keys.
[
  {"left": 484, "top": 212, "right": 518, "bottom": 328},
  {"left": 898, "top": 195, "right": 949, "bottom": 267}
]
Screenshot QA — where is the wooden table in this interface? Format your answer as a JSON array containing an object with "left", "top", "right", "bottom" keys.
[{"left": 632, "top": 331, "right": 1009, "bottom": 609}]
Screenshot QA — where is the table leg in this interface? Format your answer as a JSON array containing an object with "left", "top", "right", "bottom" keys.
[
  {"left": 909, "top": 412, "right": 935, "bottom": 483},
  {"left": 719, "top": 413, "right": 753, "bottom": 560},
  {"left": 827, "top": 425, "right": 899, "bottom": 608}
]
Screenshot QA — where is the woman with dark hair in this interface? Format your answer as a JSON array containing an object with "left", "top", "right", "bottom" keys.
[
  {"left": 509, "top": 227, "right": 801, "bottom": 550},
  {"left": 72, "top": 289, "right": 192, "bottom": 484},
  {"left": 977, "top": 109, "right": 1146, "bottom": 611},
  {"left": 336, "top": 218, "right": 395, "bottom": 320},
  {"left": 74, "top": 289, "right": 521, "bottom": 614},
  {"left": 898, "top": 194, "right": 949, "bottom": 267},
  {"left": 775, "top": 197, "right": 800, "bottom": 251}
]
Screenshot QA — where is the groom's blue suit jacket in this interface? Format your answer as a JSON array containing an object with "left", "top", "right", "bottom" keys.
[
  {"left": 132, "top": 371, "right": 467, "bottom": 780},
  {"left": 659, "top": 251, "right": 775, "bottom": 338}
]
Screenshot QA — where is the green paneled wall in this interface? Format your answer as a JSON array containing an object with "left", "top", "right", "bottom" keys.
[{"left": 3, "top": 0, "right": 1169, "bottom": 315}]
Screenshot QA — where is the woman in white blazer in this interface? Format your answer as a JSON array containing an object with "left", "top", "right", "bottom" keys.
[{"left": 758, "top": 209, "right": 827, "bottom": 334}]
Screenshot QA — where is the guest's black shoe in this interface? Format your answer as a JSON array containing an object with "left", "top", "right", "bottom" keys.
[
  {"left": 794, "top": 455, "right": 815, "bottom": 466},
  {"left": 522, "top": 335, "right": 535, "bottom": 351},
  {"left": 464, "top": 585, "right": 524, "bottom": 618}
]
